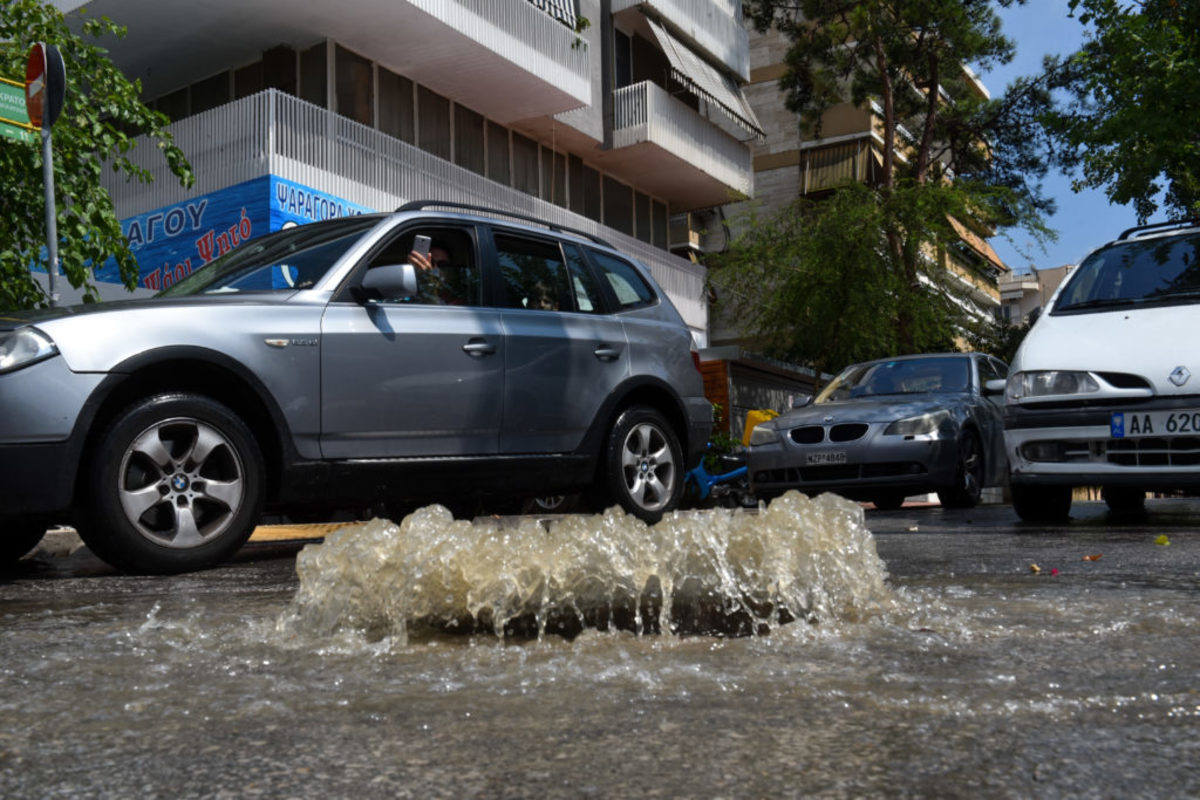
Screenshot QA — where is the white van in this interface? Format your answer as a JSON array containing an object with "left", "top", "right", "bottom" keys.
[{"left": 1001, "top": 220, "right": 1200, "bottom": 521}]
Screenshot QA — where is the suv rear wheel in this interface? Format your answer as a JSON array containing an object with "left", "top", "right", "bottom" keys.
[
  {"left": 600, "top": 405, "right": 683, "bottom": 524},
  {"left": 80, "top": 393, "right": 265, "bottom": 574}
]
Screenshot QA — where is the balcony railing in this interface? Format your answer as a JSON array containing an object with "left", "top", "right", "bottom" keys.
[
  {"left": 102, "top": 90, "right": 708, "bottom": 338},
  {"left": 612, "top": 0, "right": 749, "bottom": 80},
  {"left": 612, "top": 81, "right": 752, "bottom": 198}
]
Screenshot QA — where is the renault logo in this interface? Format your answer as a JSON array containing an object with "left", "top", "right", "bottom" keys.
[{"left": 1170, "top": 366, "right": 1191, "bottom": 387}]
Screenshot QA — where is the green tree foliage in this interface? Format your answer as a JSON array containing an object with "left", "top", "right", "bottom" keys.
[
  {"left": 0, "top": 0, "right": 192, "bottom": 309},
  {"left": 714, "top": 1, "right": 1054, "bottom": 370},
  {"left": 1047, "top": 0, "right": 1200, "bottom": 220}
]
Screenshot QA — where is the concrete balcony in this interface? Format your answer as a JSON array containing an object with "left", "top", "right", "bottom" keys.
[
  {"left": 602, "top": 81, "right": 752, "bottom": 209},
  {"left": 612, "top": 0, "right": 749, "bottom": 80},
  {"left": 75, "top": 0, "right": 590, "bottom": 124}
]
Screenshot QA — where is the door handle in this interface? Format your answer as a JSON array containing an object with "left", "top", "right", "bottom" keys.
[
  {"left": 593, "top": 345, "right": 621, "bottom": 361},
  {"left": 462, "top": 338, "right": 496, "bottom": 357}
]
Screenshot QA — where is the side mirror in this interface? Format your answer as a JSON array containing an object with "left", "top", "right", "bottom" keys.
[
  {"left": 358, "top": 263, "right": 418, "bottom": 301},
  {"left": 984, "top": 378, "right": 1007, "bottom": 396},
  {"left": 792, "top": 394, "right": 813, "bottom": 409}
]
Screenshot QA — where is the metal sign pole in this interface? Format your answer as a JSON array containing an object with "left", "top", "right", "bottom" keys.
[
  {"left": 41, "top": 127, "right": 60, "bottom": 306},
  {"left": 26, "top": 42, "right": 66, "bottom": 307}
]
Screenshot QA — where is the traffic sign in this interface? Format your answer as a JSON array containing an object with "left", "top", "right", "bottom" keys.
[
  {"left": 0, "top": 77, "right": 36, "bottom": 144},
  {"left": 25, "top": 42, "right": 65, "bottom": 130}
]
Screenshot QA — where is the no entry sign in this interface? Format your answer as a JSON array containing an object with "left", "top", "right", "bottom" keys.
[{"left": 25, "top": 42, "right": 65, "bottom": 130}]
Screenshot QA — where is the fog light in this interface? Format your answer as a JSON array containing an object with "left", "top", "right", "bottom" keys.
[{"left": 1023, "top": 442, "right": 1064, "bottom": 462}]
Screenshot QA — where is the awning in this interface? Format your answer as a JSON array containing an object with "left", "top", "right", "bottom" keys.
[{"left": 644, "top": 16, "right": 764, "bottom": 140}]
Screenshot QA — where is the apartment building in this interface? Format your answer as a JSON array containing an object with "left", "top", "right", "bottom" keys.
[
  {"left": 709, "top": 27, "right": 1010, "bottom": 345},
  {"left": 48, "top": 0, "right": 762, "bottom": 343}
]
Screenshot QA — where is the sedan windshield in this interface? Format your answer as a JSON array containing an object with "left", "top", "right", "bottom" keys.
[
  {"left": 815, "top": 357, "right": 971, "bottom": 403},
  {"left": 158, "top": 215, "right": 384, "bottom": 297},
  {"left": 1055, "top": 231, "right": 1200, "bottom": 313}
]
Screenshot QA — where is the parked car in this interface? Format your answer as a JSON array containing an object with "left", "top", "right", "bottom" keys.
[
  {"left": 0, "top": 202, "right": 711, "bottom": 573},
  {"left": 1003, "top": 220, "right": 1200, "bottom": 521},
  {"left": 746, "top": 352, "right": 1009, "bottom": 509}
]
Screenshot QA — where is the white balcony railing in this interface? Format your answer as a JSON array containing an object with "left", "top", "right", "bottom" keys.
[
  {"left": 102, "top": 90, "right": 708, "bottom": 338},
  {"left": 612, "top": 81, "right": 752, "bottom": 197},
  {"left": 612, "top": 0, "right": 749, "bottom": 80}
]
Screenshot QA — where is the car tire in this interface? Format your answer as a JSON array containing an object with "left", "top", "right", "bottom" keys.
[
  {"left": 599, "top": 405, "right": 683, "bottom": 524},
  {"left": 938, "top": 430, "right": 984, "bottom": 509},
  {"left": 0, "top": 519, "right": 48, "bottom": 565},
  {"left": 79, "top": 393, "right": 265, "bottom": 574},
  {"left": 871, "top": 493, "right": 907, "bottom": 511},
  {"left": 1011, "top": 484, "right": 1072, "bottom": 523},
  {"left": 1103, "top": 486, "right": 1146, "bottom": 516}
]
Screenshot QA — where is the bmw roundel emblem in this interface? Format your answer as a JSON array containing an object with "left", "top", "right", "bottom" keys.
[{"left": 1170, "top": 366, "right": 1191, "bottom": 387}]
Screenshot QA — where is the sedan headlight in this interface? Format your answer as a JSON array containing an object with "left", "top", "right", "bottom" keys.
[
  {"left": 1006, "top": 371, "right": 1100, "bottom": 400},
  {"left": 0, "top": 327, "right": 59, "bottom": 374},
  {"left": 748, "top": 424, "right": 780, "bottom": 446},
  {"left": 884, "top": 409, "right": 950, "bottom": 436}
]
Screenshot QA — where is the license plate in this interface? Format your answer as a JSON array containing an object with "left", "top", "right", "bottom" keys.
[
  {"left": 1111, "top": 409, "right": 1200, "bottom": 438},
  {"left": 806, "top": 451, "right": 848, "bottom": 465}
]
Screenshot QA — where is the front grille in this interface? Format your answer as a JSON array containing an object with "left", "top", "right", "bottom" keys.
[
  {"left": 788, "top": 423, "right": 869, "bottom": 444},
  {"left": 1022, "top": 436, "right": 1200, "bottom": 466},
  {"left": 1108, "top": 437, "right": 1200, "bottom": 466},
  {"left": 790, "top": 426, "right": 824, "bottom": 444},
  {"left": 830, "top": 423, "right": 869, "bottom": 442},
  {"left": 753, "top": 462, "right": 926, "bottom": 485}
]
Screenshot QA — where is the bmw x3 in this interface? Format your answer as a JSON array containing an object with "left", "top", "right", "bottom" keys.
[{"left": 0, "top": 202, "right": 711, "bottom": 572}]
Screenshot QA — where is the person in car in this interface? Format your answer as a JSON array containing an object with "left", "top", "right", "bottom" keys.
[{"left": 408, "top": 238, "right": 469, "bottom": 304}]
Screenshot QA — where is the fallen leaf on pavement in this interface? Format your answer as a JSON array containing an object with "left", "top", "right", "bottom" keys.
[
  {"left": 1155, "top": 534, "right": 1171, "bottom": 546},
  {"left": 1082, "top": 554, "right": 1103, "bottom": 561}
]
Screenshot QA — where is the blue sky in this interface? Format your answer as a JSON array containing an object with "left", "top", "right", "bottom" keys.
[{"left": 979, "top": 0, "right": 1169, "bottom": 273}]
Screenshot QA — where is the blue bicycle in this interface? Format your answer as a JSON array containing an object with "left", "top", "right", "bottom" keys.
[{"left": 683, "top": 446, "right": 756, "bottom": 509}]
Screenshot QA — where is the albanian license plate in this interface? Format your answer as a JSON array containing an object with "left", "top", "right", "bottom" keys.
[
  {"left": 806, "top": 451, "right": 848, "bottom": 465},
  {"left": 1111, "top": 409, "right": 1200, "bottom": 438}
]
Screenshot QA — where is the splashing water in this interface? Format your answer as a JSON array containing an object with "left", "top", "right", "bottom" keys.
[{"left": 276, "top": 491, "right": 895, "bottom": 645}]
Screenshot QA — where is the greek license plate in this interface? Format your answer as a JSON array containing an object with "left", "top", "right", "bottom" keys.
[
  {"left": 806, "top": 451, "right": 848, "bottom": 465},
  {"left": 1111, "top": 409, "right": 1200, "bottom": 438}
]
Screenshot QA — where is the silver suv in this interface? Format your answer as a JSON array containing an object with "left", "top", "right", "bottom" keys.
[{"left": 0, "top": 202, "right": 711, "bottom": 573}]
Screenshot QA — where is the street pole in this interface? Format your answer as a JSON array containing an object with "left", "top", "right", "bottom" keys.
[{"left": 41, "top": 127, "right": 59, "bottom": 306}]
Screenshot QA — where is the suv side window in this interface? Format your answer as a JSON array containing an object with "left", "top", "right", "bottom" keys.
[
  {"left": 585, "top": 248, "right": 656, "bottom": 310},
  {"left": 366, "top": 226, "right": 481, "bottom": 306},
  {"left": 495, "top": 232, "right": 576, "bottom": 312}
]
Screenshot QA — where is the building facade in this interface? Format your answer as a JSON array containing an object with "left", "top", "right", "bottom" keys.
[
  {"left": 709, "top": 27, "right": 1010, "bottom": 348},
  {"left": 49, "top": 0, "right": 762, "bottom": 343}
]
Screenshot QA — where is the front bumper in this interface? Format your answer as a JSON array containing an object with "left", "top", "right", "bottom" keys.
[
  {"left": 1005, "top": 397, "right": 1200, "bottom": 489},
  {"left": 0, "top": 356, "right": 105, "bottom": 517},
  {"left": 747, "top": 427, "right": 958, "bottom": 500}
]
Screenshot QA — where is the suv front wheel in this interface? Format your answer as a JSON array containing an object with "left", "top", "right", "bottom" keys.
[
  {"left": 600, "top": 405, "right": 683, "bottom": 524},
  {"left": 80, "top": 393, "right": 265, "bottom": 574}
]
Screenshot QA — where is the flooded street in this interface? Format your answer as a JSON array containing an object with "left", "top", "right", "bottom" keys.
[{"left": 3, "top": 494, "right": 1198, "bottom": 799}]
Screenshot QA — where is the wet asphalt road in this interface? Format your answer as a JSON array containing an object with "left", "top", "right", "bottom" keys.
[{"left": 2, "top": 499, "right": 1198, "bottom": 799}]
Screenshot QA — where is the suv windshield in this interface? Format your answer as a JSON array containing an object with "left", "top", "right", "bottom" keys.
[
  {"left": 158, "top": 215, "right": 383, "bottom": 297},
  {"left": 1055, "top": 231, "right": 1200, "bottom": 313},
  {"left": 815, "top": 357, "right": 971, "bottom": 402}
]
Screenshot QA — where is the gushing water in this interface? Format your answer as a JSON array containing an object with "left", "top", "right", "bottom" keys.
[{"left": 276, "top": 491, "right": 896, "bottom": 645}]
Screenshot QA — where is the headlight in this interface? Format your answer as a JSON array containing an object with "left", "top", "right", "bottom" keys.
[
  {"left": 748, "top": 424, "right": 780, "bottom": 446},
  {"left": 884, "top": 409, "right": 950, "bottom": 436},
  {"left": 0, "top": 327, "right": 59, "bottom": 374},
  {"left": 1006, "top": 371, "right": 1100, "bottom": 400}
]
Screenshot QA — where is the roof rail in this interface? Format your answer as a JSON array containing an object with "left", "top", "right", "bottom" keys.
[
  {"left": 1117, "top": 219, "right": 1200, "bottom": 240},
  {"left": 394, "top": 200, "right": 614, "bottom": 248}
]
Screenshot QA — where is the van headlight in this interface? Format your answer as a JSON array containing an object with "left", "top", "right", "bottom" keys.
[
  {"left": 0, "top": 327, "right": 58, "bottom": 374},
  {"left": 1007, "top": 371, "right": 1100, "bottom": 400},
  {"left": 748, "top": 425, "right": 779, "bottom": 446},
  {"left": 884, "top": 409, "right": 950, "bottom": 436}
]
